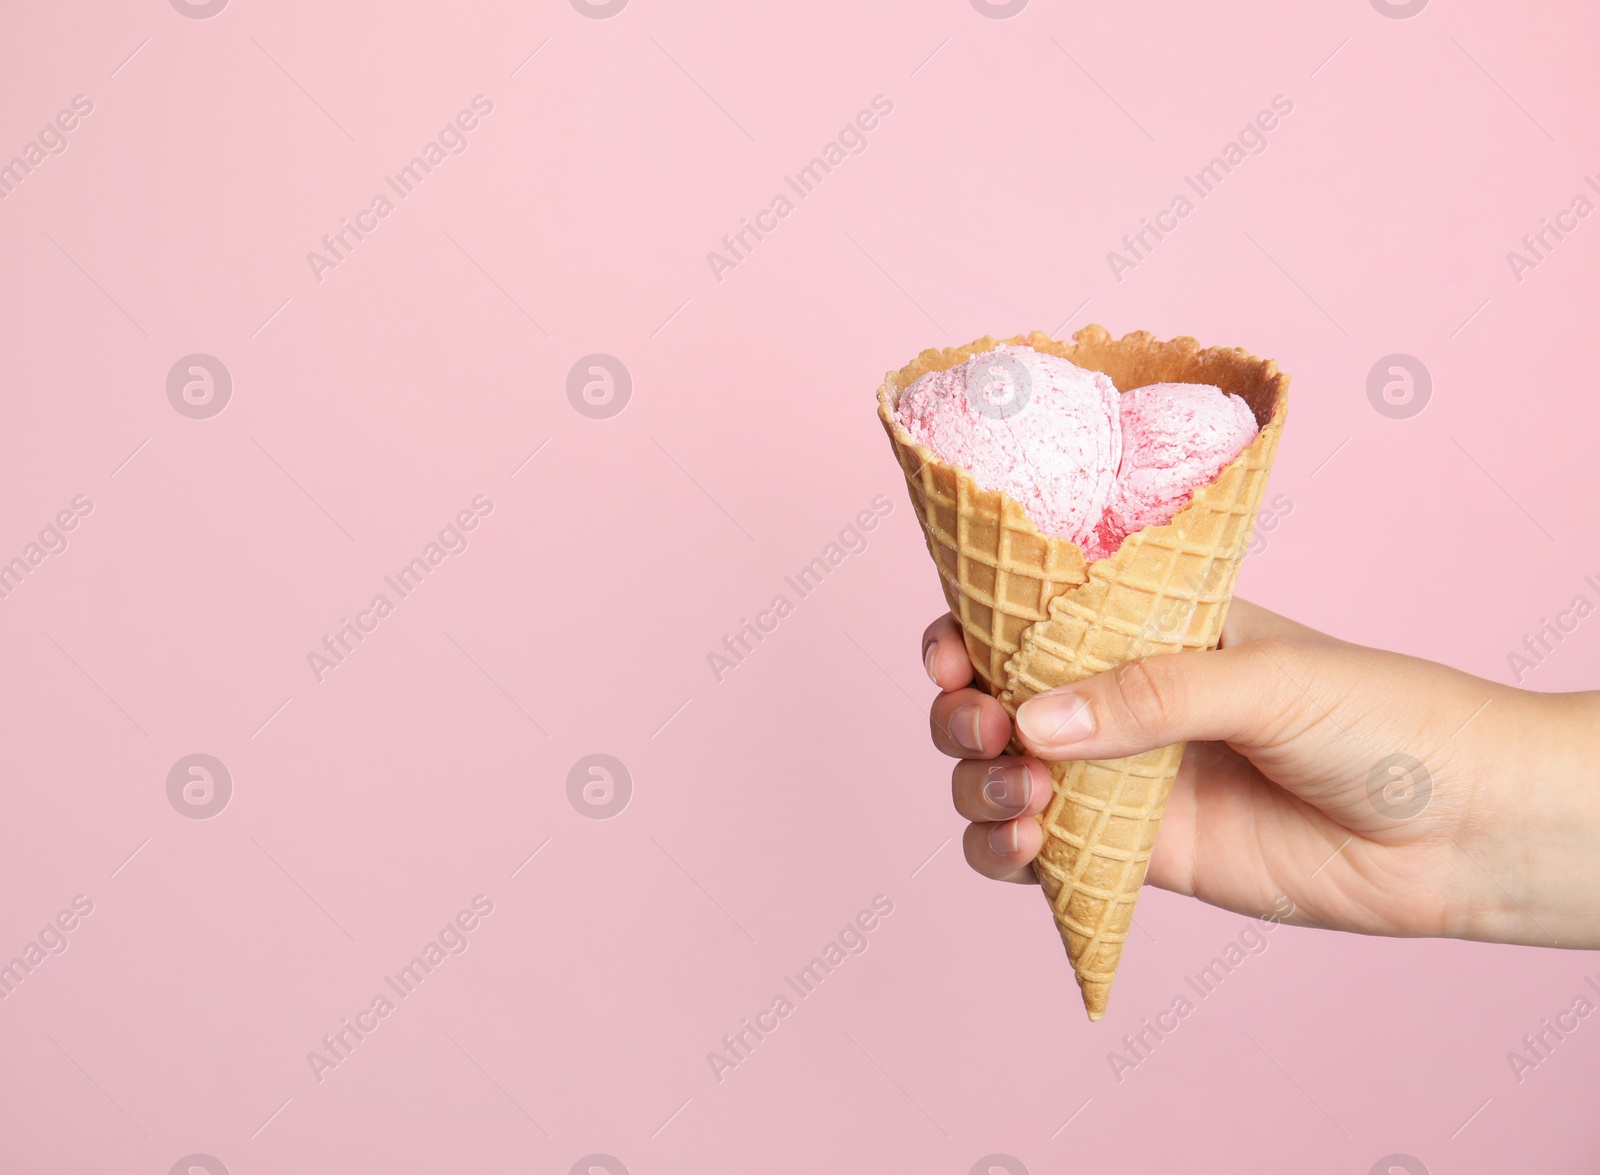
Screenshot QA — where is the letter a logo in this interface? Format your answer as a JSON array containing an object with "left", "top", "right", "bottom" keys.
[
  {"left": 565, "top": 353, "right": 632, "bottom": 420},
  {"left": 583, "top": 366, "right": 614, "bottom": 407}
]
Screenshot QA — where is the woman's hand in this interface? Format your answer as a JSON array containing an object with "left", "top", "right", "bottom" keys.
[{"left": 924, "top": 598, "right": 1600, "bottom": 947}]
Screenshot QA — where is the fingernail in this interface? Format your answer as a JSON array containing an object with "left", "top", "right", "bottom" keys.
[
  {"left": 987, "top": 820, "right": 1019, "bottom": 857},
  {"left": 923, "top": 641, "right": 938, "bottom": 685},
  {"left": 950, "top": 704, "right": 983, "bottom": 753},
  {"left": 1016, "top": 689, "right": 1094, "bottom": 746},
  {"left": 982, "top": 763, "right": 1032, "bottom": 813}
]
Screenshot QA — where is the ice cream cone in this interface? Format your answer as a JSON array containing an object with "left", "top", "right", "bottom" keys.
[{"left": 878, "top": 325, "right": 1288, "bottom": 1020}]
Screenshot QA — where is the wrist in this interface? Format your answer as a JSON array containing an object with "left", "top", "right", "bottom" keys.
[{"left": 1457, "top": 689, "right": 1600, "bottom": 947}]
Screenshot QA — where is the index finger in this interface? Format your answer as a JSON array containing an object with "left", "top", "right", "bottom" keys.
[{"left": 921, "top": 613, "right": 974, "bottom": 693}]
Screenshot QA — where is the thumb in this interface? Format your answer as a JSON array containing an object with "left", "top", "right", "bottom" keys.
[{"left": 1013, "top": 641, "right": 1299, "bottom": 761}]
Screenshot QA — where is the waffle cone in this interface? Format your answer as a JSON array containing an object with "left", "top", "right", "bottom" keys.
[{"left": 878, "top": 325, "right": 1288, "bottom": 1020}]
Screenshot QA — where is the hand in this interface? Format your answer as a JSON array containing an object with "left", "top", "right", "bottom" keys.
[{"left": 923, "top": 598, "right": 1600, "bottom": 947}]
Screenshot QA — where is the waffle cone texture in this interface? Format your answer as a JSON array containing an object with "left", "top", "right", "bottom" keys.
[{"left": 877, "top": 325, "right": 1288, "bottom": 1020}]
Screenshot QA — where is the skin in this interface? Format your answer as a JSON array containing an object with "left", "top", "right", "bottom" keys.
[{"left": 923, "top": 598, "right": 1600, "bottom": 948}]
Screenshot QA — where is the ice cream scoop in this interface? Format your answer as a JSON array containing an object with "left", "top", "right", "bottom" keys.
[
  {"left": 1094, "top": 381, "right": 1260, "bottom": 553},
  {"left": 894, "top": 345, "right": 1122, "bottom": 555},
  {"left": 895, "top": 348, "right": 1259, "bottom": 560}
]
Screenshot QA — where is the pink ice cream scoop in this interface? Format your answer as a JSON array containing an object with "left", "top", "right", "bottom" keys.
[
  {"left": 895, "top": 345, "right": 1123, "bottom": 553},
  {"left": 1094, "top": 382, "right": 1259, "bottom": 552},
  {"left": 895, "top": 348, "right": 1258, "bottom": 560}
]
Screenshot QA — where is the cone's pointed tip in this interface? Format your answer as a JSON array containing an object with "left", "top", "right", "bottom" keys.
[{"left": 1076, "top": 975, "right": 1111, "bottom": 1020}]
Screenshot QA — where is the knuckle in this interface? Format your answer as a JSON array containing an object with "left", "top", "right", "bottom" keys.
[
  {"left": 1234, "top": 637, "right": 1299, "bottom": 695},
  {"left": 1110, "top": 656, "right": 1186, "bottom": 738},
  {"left": 1243, "top": 635, "right": 1296, "bottom": 664},
  {"left": 1235, "top": 638, "right": 1325, "bottom": 738}
]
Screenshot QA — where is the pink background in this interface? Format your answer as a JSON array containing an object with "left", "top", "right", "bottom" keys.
[{"left": 2, "top": 0, "right": 1599, "bottom": 1171}]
